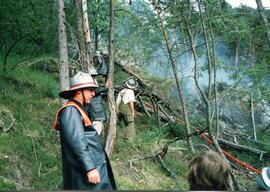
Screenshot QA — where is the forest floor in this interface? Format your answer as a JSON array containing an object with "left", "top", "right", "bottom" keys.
[{"left": 0, "top": 56, "right": 263, "bottom": 190}]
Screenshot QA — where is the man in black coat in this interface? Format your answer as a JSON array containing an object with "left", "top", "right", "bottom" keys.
[
  {"left": 53, "top": 71, "right": 116, "bottom": 190},
  {"left": 86, "top": 67, "right": 110, "bottom": 136}
]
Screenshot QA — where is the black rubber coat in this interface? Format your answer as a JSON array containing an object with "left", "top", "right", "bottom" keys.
[
  {"left": 58, "top": 106, "right": 116, "bottom": 190},
  {"left": 86, "top": 87, "right": 107, "bottom": 121}
]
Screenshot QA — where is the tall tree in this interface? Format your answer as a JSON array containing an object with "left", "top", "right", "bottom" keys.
[
  {"left": 255, "top": 0, "right": 270, "bottom": 48},
  {"left": 82, "top": 0, "right": 93, "bottom": 71},
  {"left": 150, "top": 0, "right": 195, "bottom": 154},
  {"left": 58, "top": 0, "right": 69, "bottom": 105},
  {"left": 105, "top": 0, "right": 117, "bottom": 156},
  {"left": 73, "top": 0, "right": 86, "bottom": 67}
]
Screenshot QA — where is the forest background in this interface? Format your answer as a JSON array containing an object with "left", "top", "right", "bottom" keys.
[{"left": 0, "top": 0, "right": 270, "bottom": 190}]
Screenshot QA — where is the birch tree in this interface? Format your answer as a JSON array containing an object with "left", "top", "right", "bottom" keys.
[
  {"left": 150, "top": 0, "right": 195, "bottom": 154},
  {"left": 73, "top": 0, "right": 86, "bottom": 67},
  {"left": 82, "top": 0, "right": 93, "bottom": 71},
  {"left": 58, "top": 0, "right": 69, "bottom": 105},
  {"left": 105, "top": 0, "right": 117, "bottom": 156}
]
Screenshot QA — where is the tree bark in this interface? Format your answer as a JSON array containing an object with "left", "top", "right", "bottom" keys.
[
  {"left": 218, "top": 138, "right": 268, "bottom": 157},
  {"left": 137, "top": 95, "right": 151, "bottom": 117},
  {"left": 234, "top": 40, "right": 239, "bottom": 67},
  {"left": 250, "top": 94, "right": 257, "bottom": 141},
  {"left": 256, "top": 0, "right": 270, "bottom": 48},
  {"left": 73, "top": 0, "right": 86, "bottom": 67},
  {"left": 81, "top": 0, "right": 93, "bottom": 71},
  {"left": 58, "top": 0, "right": 69, "bottom": 105},
  {"left": 205, "top": 3, "right": 219, "bottom": 138},
  {"left": 105, "top": 0, "right": 117, "bottom": 156},
  {"left": 94, "top": 0, "right": 100, "bottom": 51},
  {"left": 197, "top": 0, "right": 212, "bottom": 98}
]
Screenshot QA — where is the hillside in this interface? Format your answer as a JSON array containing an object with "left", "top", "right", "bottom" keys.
[{"left": 0, "top": 56, "right": 265, "bottom": 190}]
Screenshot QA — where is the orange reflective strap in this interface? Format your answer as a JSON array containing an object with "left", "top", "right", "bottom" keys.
[{"left": 53, "top": 101, "right": 92, "bottom": 130}]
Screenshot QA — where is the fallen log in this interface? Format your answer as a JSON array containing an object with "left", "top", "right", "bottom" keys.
[
  {"left": 217, "top": 138, "right": 270, "bottom": 160},
  {"left": 137, "top": 95, "right": 151, "bottom": 117},
  {"left": 115, "top": 61, "right": 175, "bottom": 110},
  {"left": 115, "top": 61, "right": 151, "bottom": 88}
]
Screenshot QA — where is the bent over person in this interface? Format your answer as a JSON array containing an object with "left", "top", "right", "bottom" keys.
[{"left": 53, "top": 71, "right": 116, "bottom": 190}]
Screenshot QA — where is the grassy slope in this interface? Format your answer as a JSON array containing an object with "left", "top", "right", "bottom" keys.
[
  {"left": 0, "top": 57, "right": 264, "bottom": 190},
  {"left": 0, "top": 59, "right": 190, "bottom": 190},
  {"left": 0, "top": 66, "right": 61, "bottom": 189}
]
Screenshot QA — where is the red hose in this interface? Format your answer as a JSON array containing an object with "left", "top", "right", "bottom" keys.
[
  {"left": 196, "top": 128, "right": 261, "bottom": 174},
  {"left": 142, "top": 100, "right": 262, "bottom": 174},
  {"left": 182, "top": 119, "right": 261, "bottom": 174}
]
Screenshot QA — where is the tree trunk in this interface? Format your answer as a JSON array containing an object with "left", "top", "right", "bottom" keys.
[
  {"left": 234, "top": 40, "right": 239, "bottom": 67},
  {"left": 250, "top": 94, "right": 257, "bottom": 141},
  {"left": 81, "top": 0, "right": 93, "bottom": 71},
  {"left": 73, "top": 0, "right": 86, "bottom": 67},
  {"left": 197, "top": 0, "right": 212, "bottom": 98},
  {"left": 94, "top": 27, "right": 100, "bottom": 51},
  {"left": 58, "top": 0, "right": 69, "bottom": 105},
  {"left": 94, "top": 0, "right": 100, "bottom": 51},
  {"left": 205, "top": 4, "right": 219, "bottom": 138},
  {"left": 152, "top": 1, "right": 195, "bottom": 154},
  {"left": 256, "top": 0, "right": 270, "bottom": 48},
  {"left": 105, "top": 0, "right": 117, "bottom": 156},
  {"left": 181, "top": 1, "right": 228, "bottom": 164}
]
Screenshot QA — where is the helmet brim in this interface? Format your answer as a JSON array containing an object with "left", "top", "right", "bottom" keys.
[{"left": 59, "top": 83, "right": 98, "bottom": 99}]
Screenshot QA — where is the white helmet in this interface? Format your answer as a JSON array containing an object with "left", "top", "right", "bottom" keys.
[{"left": 59, "top": 71, "right": 98, "bottom": 99}]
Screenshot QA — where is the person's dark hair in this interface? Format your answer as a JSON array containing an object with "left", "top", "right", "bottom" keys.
[{"left": 188, "top": 150, "right": 231, "bottom": 191}]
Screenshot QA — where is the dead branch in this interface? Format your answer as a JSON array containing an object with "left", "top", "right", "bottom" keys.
[
  {"left": 128, "top": 143, "right": 181, "bottom": 189},
  {"left": 158, "top": 104, "right": 173, "bottom": 121},
  {"left": 217, "top": 138, "right": 269, "bottom": 159},
  {"left": 115, "top": 61, "right": 151, "bottom": 88},
  {"left": 115, "top": 61, "right": 175, "bottom": 110},
  {"left": 194, "top": 144, "right": 211, "bottom": 150},
  {"left": 157, "top": 154, "right": 181, "bottom": 189},
  {"left": 137, "top": 95, "right": 151, "bottom": 117},
  {"left": 222, "top": 128, "right": 269, "bottom": 147},
  {"left": 38, "top": 162, "right": 42, "bottom": 177},
  {"left": 128, "top": 145, "right": 169, "bottom": 168},
  {"left": 0, "top": 107, "right": 16, "bottom": 133}
]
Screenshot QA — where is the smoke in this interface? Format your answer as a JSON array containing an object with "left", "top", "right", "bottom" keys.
[{"left": 142, "top": 38, "right": 236, "bottom": 101}]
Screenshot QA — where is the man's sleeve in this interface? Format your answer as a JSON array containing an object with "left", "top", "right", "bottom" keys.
[
  {"left": 59, "top": 107, "right": 96, "bottom": 172},
  {"left": 116, "top": 91, "right": 122, "bottom": 106},
  {"left": 94, "top": 87, "right": 107, "bottom": 95}
]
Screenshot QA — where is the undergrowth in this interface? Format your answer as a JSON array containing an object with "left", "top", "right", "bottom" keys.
[{"left": 0, "top": 55, "right": 269, "bottom": 190}]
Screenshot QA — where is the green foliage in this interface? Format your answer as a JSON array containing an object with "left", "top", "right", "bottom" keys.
[
  {"left": 0, "top": 61, "right": 60, "bottom": 190},
  {"left": 1, "top": 0, "right": 270, "bottom": 190},
  {"left": 165, "top": 121, "right": 187, "bottom": 138},
  {"left": 0, "top": 0, "right": 58, "bottom": 56},
  {"left": 0, "top": 178, "right": 16, "bottom": 190},
  {"left": 8, "top": 67, "right": 58, "bottom": 98},
  {"left": 113, "top": 115, "right": 190, "bottom": 190}
]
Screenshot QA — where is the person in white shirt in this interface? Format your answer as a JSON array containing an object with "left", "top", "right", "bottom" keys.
[{"left": 116, "top": 78, "right": 137, "bottom": 140}]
